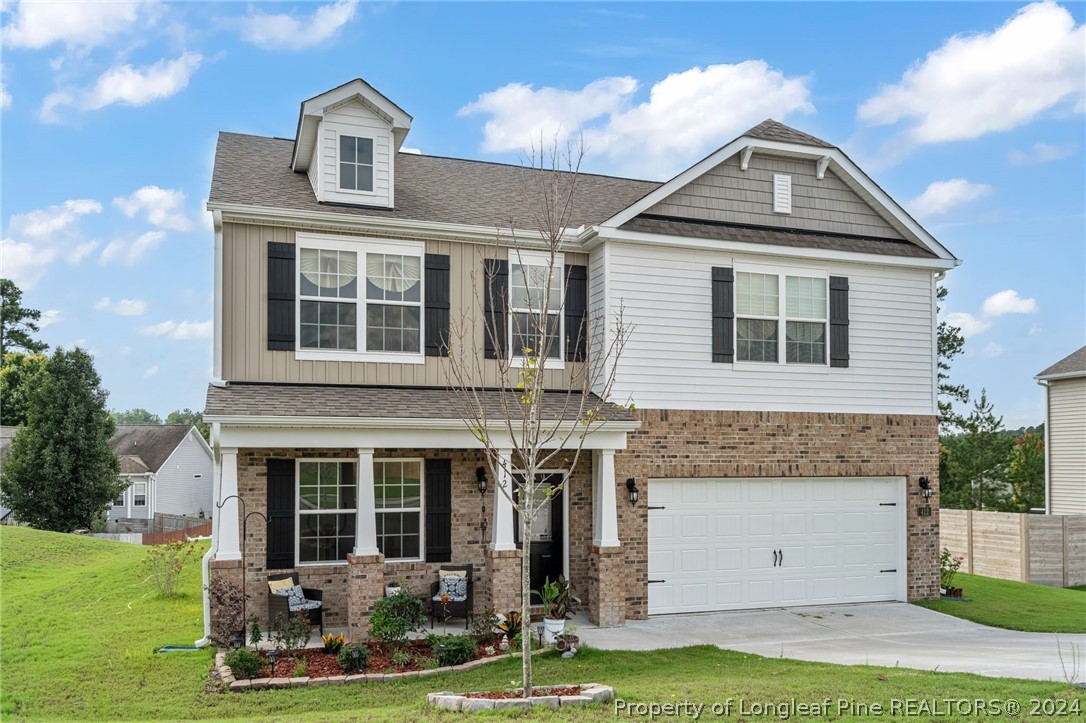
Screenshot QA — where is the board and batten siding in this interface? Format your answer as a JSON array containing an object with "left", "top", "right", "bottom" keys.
[
  {"left": 153, "top": 430, "right": 214, "bottom": 518},
  {"left": 646, "top": 153, "right": 904, "bottom": 240},
  {"left": 313, "top": 100, "right": 394, "bottom": 207},
  {"left": 222, "top": 222, "right": 585, "bottom": 387},
  {"left": 1048, "top": 377, "right": 1086, "bottom": 515},
  {"left": 600, "top": 241, "right": 936, "bottom": 414}
]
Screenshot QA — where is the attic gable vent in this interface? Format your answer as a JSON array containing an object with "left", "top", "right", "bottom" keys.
[{"left": 773, "top": 174, "right": 792, "bottom": 214}]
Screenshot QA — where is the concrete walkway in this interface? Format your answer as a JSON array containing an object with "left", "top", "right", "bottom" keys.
[{"left": 576, "top": 603, "right": 1086, "bottom": 682}]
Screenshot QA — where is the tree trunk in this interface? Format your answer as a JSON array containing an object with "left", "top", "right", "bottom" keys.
[{"left": 521, "top": 510, "right": 533, "bottom": 698}]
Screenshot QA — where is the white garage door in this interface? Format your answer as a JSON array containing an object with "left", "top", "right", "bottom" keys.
[{"left": 648, "top": 477, "right": 905, "bottom": 615}]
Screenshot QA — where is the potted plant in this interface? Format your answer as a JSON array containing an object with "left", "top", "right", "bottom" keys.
[
  {"left": 385, "top": 577, "right": 407, "bottom": 597},
  {"left": 533, "top": 576, "right": 579, "bottom": 644}
]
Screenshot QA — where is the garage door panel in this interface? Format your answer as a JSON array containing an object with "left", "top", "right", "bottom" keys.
[
  {"left": 681, "top": 549, "right": 708, "bottom": 572},
  {"left": 714, "top": 481, "right": 741, "bottom": 504},
  {"left": 781, "top": 512, "right": 806, "bottom": 533},
  {"left": 681, "top": 515, "right": 708, "bottom": 538},
  {"left": 681, "top": 480, "right": 708, "bottom": 503},
  {"left": 781, "top": 481, "right": 807, "bottom": 502},
  {"left": 715, "top": 582, "right": 742, "bottom": 605},
  {"left": 748, "top": 580, "right": 774, "bottom": 603},
  {"left": 715, "top": 514, "right": 741, "bottom": 536},
  {"left": 810, "top": 512, "right": 837, "bottom": 534},
  {"left": 841, "top": 512, "right": 868, "bottom": 533},
  {"left": 715, "top": 548, "right": 742, "bottom": 571},
  {"left": 747, "top": 513, "right": 774, "bottom": 535},
  {"left": 746, "top": 483, "right": 774, "bottom": 503},
  {"left": 648, "top": 549, "right": 674, "bottom": 574},
  {"left": 648, "top": 515, "right": 674, "bottom": 539}
]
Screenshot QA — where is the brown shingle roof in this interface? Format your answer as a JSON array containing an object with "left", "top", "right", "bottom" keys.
[
  {"left": 204, "top": 383, "right": 637, "bottom": 424},
  {"left": 621, "top": 215, "right": 935, "bottom": 258},
  {"left": 110, "top": 426, "right": 193, "bottom": 474},
  {"left": 744, "top": 119, "right": 835, "bottom": 148},
  {"left": 1037, "top": 345, "right": 1086, "bottom": 379},
  {"left": 210, "top": 133, "right": 660, "bottom": 230}
]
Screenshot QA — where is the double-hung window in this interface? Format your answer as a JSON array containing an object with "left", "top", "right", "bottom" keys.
[
  {"left": 113, "top": 489, "right": 125, "bottom": 508},
  {"left": 509, "top": 251, "right": 563, "bottom": 362},
  {"left": 297, "top": 234, "right": 424, "bottom": 361},
  {"left": 297, "top": 461, "right": 357, "bottom": 564},
  {"left": 374, "top": 460, "right": 423, "bottom": 561},
  {"left": 133, "top": 481, "right": 147, "bottom": 507},
  {"left": 339, "top": 135, "right": 374, "bottom": 192},
  {"left": 736, "top": 269, "right": 827, "bottom": 365}
]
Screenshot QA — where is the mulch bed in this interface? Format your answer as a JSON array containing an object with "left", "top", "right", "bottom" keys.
[
  {"left": 466, "top": 686, "right": 581, "bottom": 700},
  {"left": 256, "top": 638, "right": 503, "bottom": 678}
]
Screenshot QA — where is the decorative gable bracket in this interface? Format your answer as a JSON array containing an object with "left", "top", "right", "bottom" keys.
[{"left": 816, "top": 156, "right": 831, "bottom": 181}]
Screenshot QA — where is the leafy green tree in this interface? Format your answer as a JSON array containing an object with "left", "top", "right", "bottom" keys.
[
  {"left": 166, "top": 408, "right": 209, "bottom": 442},
  {"left": 0, "top": 352, "right": 47, "bottom": 426},
  {"left": 0, "top": 279, "right": 48, "bottom": 357},
  {"left": 943, "top": 389, "right": 1013, "bottom": 510},
  {"left": 1004, "top": 432, "right": 1045, "bottom": 512},
  {"left": 111, "top": 408, "right": 163, "bottom": 425},
  {"left": 1, "top": 347, "right": 122, "bottom": 531},
  {"left": 936, "top": 285, "right": 969, "bottom": 431}
]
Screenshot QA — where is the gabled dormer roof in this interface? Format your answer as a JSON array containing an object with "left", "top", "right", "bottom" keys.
[{"left": 291, "top": 78, "right": 413, "bottom": 173}]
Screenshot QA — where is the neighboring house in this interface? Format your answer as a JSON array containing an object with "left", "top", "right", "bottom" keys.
[
  {"left": 203, "top": 78, "right": 959, "bottom": 635},
  {"left": 1036, "top": 346, "right": 1086, "bottom": 515},
  {"left": 108, "top": 425, "right": 214, "bottom": 532},
  {"left": 0, "top": 426, "right": 16, "bottom": 524}
]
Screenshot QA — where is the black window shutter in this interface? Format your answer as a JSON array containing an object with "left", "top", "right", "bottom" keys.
[
  {"left": 267, "top": 242, "right": 296, "bottom": 351},
  {"left": 564, "top": 264, "right": 588, "bottom": 362},
  {"left": 829, "top": 276, "right": 850, "bottom": 368},
  {"left": 711, "top": 267, "right": 735, "bottom": 363},
  {"left": 483, "top": 259, "right": 508, "bottom": 360},
  {"left": 424, "top": 253, "right": 451, "bottom": 356},
  {"left": 424, "top": 459, "right": 452, "bottom": 563},
  {"left": 266, "top": 459, "right": 296, "bottom": 569}
]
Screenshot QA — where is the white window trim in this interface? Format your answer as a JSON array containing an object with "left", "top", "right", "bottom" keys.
[
  {"left": 294, "top": 232, "right": 425, "bottom": 364},
  {"left": 334, "top": 130, "right": 378, "bottom": 197},
  {"left": 295, "top": 458, "right": 358, "bottom": 568},
  {"left": 508, "top": 249, "right": 565, "bottom": 369},
  {"left": 734, "top": 262, "right": 830, "bottom": 370},
  {"left": 113, "top": 486, "right": 127, "bottom": 511},
  {"left": 132, "top": 480, "right": 148, "bottom": 507},
  {"left": 374, "top": 457, "right": 426, "bottom": 563}
]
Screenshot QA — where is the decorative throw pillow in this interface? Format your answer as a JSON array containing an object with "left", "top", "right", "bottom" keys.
[
  {"left": 437, "top": 569, "right": 467, "bottom": 578},
  {"left": 438, "top": 575, "right": 468, "bottom": 601},
  {"left": 285, "top": 584, "right": 306, "bottom": 608},
  {"left": 268, "top": 577, "right": 294, "bottom": 595}
]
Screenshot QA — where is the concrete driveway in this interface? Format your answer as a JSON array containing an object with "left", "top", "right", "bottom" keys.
[{"left": 577, "top": 603, "right": 1086, "bottom": 681}]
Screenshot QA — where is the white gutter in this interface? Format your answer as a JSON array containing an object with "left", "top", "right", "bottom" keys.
[
  {"left": 1036, "top": 379, "right": 1051, "bottom": 515},
  {"left": 202, "top": 414, "right": 641, "bottom": 433},
  {"left": 194, "top": 422, "right": 222, "bottom": 647}
]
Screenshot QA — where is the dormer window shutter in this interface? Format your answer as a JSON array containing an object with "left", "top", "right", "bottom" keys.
[
  {"left": 829, "top": 276, "right": 850, "bottom": 368},
  {"left": 266, "top": 459, "right": 296, "bottom": 569},
  {"left": 483, "top": 259, "right": 508, "bottom": 359},
  {"left": 564, "top": 264, "right": 588, "bottom": 362},
  {"left": 424, "top": 253, "right": 450, "bottom": 356},
  {"left": 711, "top": 267, "right": 735, "bottom": 363},
  {"left": 267, "top": 242, "right": 296, "bottom": 351}
]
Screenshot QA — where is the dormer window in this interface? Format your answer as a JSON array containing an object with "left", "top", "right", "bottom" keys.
[{"left": 339, "top": 135, "right": 374, "bottom": 193}]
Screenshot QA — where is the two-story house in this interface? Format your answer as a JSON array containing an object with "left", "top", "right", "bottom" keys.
[{"left": 203, "top": 79, "right": 958, "bottom": 639}]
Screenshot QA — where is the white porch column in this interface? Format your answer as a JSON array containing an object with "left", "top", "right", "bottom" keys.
[
  {"left": 490, "top": 448, "right": 516, "bottom": 551},
  {"left": 354, "top": 448, "right": 380, "bottom": 556},
  {"left": 216, "top": 448, "right": 242, "bottom": 560},
  {"left": 592, "top": 449, "right": 621, "bottom": 547}
]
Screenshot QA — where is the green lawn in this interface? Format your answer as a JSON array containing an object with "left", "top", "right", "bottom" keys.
[
  {"left": 914, "top": 572, "right": 1086, "bottom": 633},
  {"left": 2, "top": 526, "right": 1082, "bottom": 721}
]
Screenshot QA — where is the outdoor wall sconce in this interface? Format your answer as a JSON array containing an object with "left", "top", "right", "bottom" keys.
[
  {"left": 476, "top": 466, "right": 488, "bottom": 494},
  {"left": 626, "top": 477, "right": 639, "bottom": 506},
  {"left": 919, "top": 476, "right": 933, "bottom": 501}
]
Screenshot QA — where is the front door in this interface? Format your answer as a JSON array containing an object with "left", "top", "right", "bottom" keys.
[{"left": 514, "top": 473, "right": 564, "bottom": 603}]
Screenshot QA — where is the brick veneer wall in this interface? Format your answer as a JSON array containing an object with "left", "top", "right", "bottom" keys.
[{"left": 614, "top": 410, "right": 941, "bottom": 621}]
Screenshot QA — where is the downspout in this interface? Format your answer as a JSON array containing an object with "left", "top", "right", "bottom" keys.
[
  {"left": 1037, "top": 378, "right": 1051, "bottom": 515},
  {"left": 195, "top": 422, "right": 222, "bottom": 647},
  {"left": 212, "top": 209, "right": 224, "bottom": 384}
]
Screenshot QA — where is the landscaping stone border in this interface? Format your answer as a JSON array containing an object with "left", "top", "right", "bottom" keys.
[
  {"left": 215, "top": 649, "right": 543, "bottom": 692},
  {"left": 427, "top": 684, "right": 614, "bottom": 712}
]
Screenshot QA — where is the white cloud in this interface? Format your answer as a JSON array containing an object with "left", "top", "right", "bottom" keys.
[
  {"left": 140, "top": 319, "right": 212, "bottom": 340},
  {"left": 0, "top": 63, "right": 10, "bottom": 110},
  {"left": 99, "top": 231, "right": 165, "bottom": 266},
  {"left": 1, "top": 0, "right": 150, "bottom": 50},
  {"left": 7, "top": 199, "right": 102, "bottom": 239},
  {"left": 94, "top": 297, "right": 148, "bottom": 316},
  {"left": 69, "top": 240, "right": 99, "bottom": 264},
  {"left": 943, "top": 312, "right": 991, "bottom": 338},
  {"left": 240, "top": 0, "right": 358, "bottom": 50},
  {"left": 113, "top": 186, "right": 191, "bottom": 231},
  {"left": 38, "top": 309, "right": 64, "bottom": 328},
  {"left": 143, "top": 365, "right": 159, "bottom": 379},
  {"left": 40, "top": 52, "right": 202, "bottom": 122},
  {"left": 909, "top": 179, "right": 992, "bottom": 217},
  {"left": 1008, "top": 141, "right": 1078, "bottom": 165},
  {"left": 858, "top": 2, "right": 1085, "bottom": 146},
  {"left": 0, "top": 239, "right": 58, "bottom": 289},
  {"left": 980, "top": 342, "right": 1005, "bottom": 358},
  {"left": 460, "top": 61, "right": 815, "bottom": 178},
  {"left": 981, "top": 289, "right": 1039, "bottom": 317}
]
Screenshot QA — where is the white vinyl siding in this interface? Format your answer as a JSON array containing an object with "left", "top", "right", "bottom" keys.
[
  {"left": 153, "top": 429, "right": 214, "bottom": 518},
  {"left": 603, "top": 242, "right": 936, "bottom": 414},
  {"left": 316, "top": 100, "right": 393, "bottom": 207},
  {"left": 1048, "top": 377, "right": 1086, "bottom": 515}
]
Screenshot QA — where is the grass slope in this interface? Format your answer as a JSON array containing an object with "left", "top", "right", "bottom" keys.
[
  {"left": 914, "top": 572, "right": 1086, "bottom": 633},
  {"left": 2, "top": 526, "right": 1082, "bottom": 721}
]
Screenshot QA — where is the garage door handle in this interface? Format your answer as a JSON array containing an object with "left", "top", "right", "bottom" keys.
[
  {"left": 773, "top": 549, "right": 780, "bottom": 567},
  {"left": 779, "top": 549, "right": 784, "bottom": 566}
]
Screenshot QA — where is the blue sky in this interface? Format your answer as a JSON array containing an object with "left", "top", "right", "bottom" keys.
[{"left": 1, "top": 1, "right": 1083, "bottom": 427}]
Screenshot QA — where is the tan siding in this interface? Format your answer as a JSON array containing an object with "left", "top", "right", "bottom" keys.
[
  {"left": 648, "top": 153, "right": 904, "bottom": 239},
  {"left": 222, "top": 222, "right": 584, "bottom": 388},
  {"left": 1049, "top": 377, "right": 1086, "bottom": 514}
]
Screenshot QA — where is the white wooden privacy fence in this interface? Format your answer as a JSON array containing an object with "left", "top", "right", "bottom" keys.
[{"left": 940, "top": 509, "right": 1086, "bottom": 587}]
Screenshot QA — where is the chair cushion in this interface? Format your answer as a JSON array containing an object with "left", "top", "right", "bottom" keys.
[
  {"left": 291, "top": 598, "right": 322, "bottom": 612},
  {"left": 436, "top": 575, "right": 468, "bottom": 602},
  {"left": 268, "top": 577, "right": 295, "bottom": 594}
]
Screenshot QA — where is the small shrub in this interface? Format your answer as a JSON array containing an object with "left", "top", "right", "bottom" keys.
[
  {"left": 390, "top": 648, "right": 413, "bottom": 668},
  {"left": 469, "top": 608, "right": 499, "bottom": 644},
  {"left": 496, "top": 610, "right": 522, "bottom": 640},
  {"left": 939, "top": 547, "right": 965, "bottom": 590},
  {"left": 224, "top": 649, "right": 264, "bottom": 679},
  {"left": 249, "top": 616, "right": 263, "bottom": 647},
  {"left": 338, "top": 643, "right": 369, "bottom": 673},
  {"left": 322, "top": 632, "right": 346, "bottom": 654},
  {"left": 414, "top": 653, "right": 439, "bottom": 669},
  {"left": 291, "top": 658, "right": 307, "bottom": 678},
  {"left": 368, "top": 589, "right": 425, "bottom": 648},
  {"left": 209, "top": 577, "right": 245, "bottom": 646},
  {"left": 140, "top": 540, "right": 197, "bottom": 597},
  {"left": 428, "top": 633, "right": 476, "bottom": 666},
  {"left": 270, "top": 611, "right": 312, "bottom": 653}
]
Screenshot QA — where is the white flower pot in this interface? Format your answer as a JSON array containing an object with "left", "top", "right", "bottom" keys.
[
  {"left": 542, "top": 617, "right": 565, "bottom": 644},
  {"left": 385, "top": 585, "right": 403, "bottom": 597}
]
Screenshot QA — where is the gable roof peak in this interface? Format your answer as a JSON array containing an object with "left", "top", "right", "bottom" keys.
[{"left": 743, "top": 119, "right": 834, "bottom": 149}]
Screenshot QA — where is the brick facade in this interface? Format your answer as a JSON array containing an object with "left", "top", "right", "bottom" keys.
[{"left": 613, "top": 409, "right": 941, "bottom": 621}]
